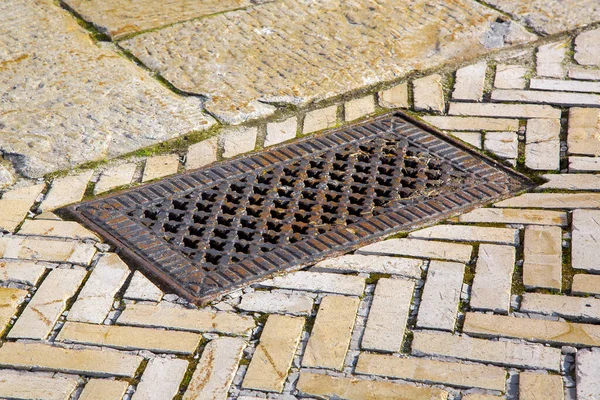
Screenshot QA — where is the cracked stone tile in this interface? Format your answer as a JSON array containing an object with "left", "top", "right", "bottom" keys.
[
  {"left": 345, "top": 95, "right": 375, "bottom": 121},
  {"left": 142, "top": 154, "right": 180, "bottom": 183},
  {"left": 471, "top": 244, "right": 515, "bottom": 313},
  {"left": 123, "top": 270, "right": 164, "bottom": 302},
  {"left": 0, "top": 370, "right": 78, "bottom": 400},
  {"left": 185, "top": 137, "right": 218, "bottom": 170},
  {"left": 414, "top": 74, "right": 445, "bottom": 112},
  {"left": 523, "top": 225, "right": 562, "bottom": 290},
  {"left": 0, "top": 165, "right": 15, "bottom": 189},
  {"left": 536, "top": 41, "right": 568, "bottom": 78},
  {"left": 0, "top": 287, "right": 28, "bottom": 333},
  {"left": 121, "top": 0, "right": 534, "bottom": 124},
  {"left": 539, "top": 174, "right": 600, "bottom": 191},
  {"left": 39, "top": 171, "right": 93, "bottom": 212},
  {"left": 484, "top": 131, "right": 518, "bottom": 160},
  {"left": 221, "top": 127, "right": 258, "bottom": 158},
  {"left": 458, "top": 207, "right": 567, "bottom": 226},
  {"left": 0, "top": 236, "right": 96, "bottom": 264},
  {"left": 0, "top": 260, "right": 47, "bottom": 286},
  {"left": 18, "top": 219, "right": 100, "bottom": 241},
  {"left": 94, "top": 163, "right": 137, "bottom": 195},
  {"left": 525, "top": 118, "right": 561, "bottom": 171},
  {"left": 577, "top": 348, "right": 600, "bottom": 400},
  {"left": 0, "top": 184, "right": 45, "bottom": 232},
  {"left": 258, "top": 271, "right": 365, "bottom": 296},
  {"left": 131, "top": 357, "right": 188, "bottom": 400},
  {"left": 237, "top": 291, "right": 313, "bottom": 316},
  {"left": 452, "top": 62, "right": 487, "bottom": 101},
  {"left": 80, "top": 379, "right": 128, "bottom": 400},
  {"left": 451, "top": 131, "right": 482, "bottom": 148},
  {"left": 571, "top": 209, "right": 600, "bottom": 273}
]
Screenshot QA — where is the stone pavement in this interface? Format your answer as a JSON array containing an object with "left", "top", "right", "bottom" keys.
[{"left": 3, "top": 1, "right": 600, "bottom": 399}]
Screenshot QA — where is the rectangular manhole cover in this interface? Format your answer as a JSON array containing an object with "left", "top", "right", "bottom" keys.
[{"left": 60, "top": 112, "right": 530, "bottom": 304}]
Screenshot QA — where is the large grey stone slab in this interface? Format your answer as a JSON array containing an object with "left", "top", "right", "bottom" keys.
[
  {"left": 121, "top": 0, "right": 535, "bottom": 124},
  {"left": 485, "top": 0, "right": 600, "bottom": 35},
  {"left": 1, "top": 0, "right": 214, "bottom": 178}
]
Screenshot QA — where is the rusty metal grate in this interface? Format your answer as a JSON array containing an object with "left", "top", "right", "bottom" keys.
[{"left": 60, "top": 112, "right": 530, "bottom": 304}]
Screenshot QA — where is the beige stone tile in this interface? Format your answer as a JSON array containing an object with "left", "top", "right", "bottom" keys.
[
  {"left": 423, "top": 116, "right": 519, "bottom": 131},
  {"left": 572, "top": 274, "right": 600, "bottom": 295},
  {"left": 412, "top": 331, "right": 561, "bottom": 371},
  {"left": 492, "top": 89, "right": 600, "bottom": 107},
  {"left": 409, "top": 224, "right": 518, "bottom": 245},
  {"left": 221, "top": 127, "right": 257, "bottom": 158},
  {"left": 35, "top": 211, "right": 63, "bottom": 221},
  {"left": 94, "top": 163, "right": 137, "bottom": 195},
  {"left": 296, "top": 372, "right": 449, "bottom": 400},
  {"left": 0, "top": 259, "right": 47, "bottom": 285},
  {"left": 302, "top": 295, "right": 359, "bottom": 370},
  {"left": 303, "top": 106, "right": 338, "bottom": 134},
  {"left": 0, "top": 236, "right": 96, "bottom": 264},
  {"left": 0, "top": 184, "right": 44, "bottom": 231},
  {"left": 522, "top": 292, "right": 600, "bottom": 321},
  {"left": 569, "top": 156, "right": 600, "bottom": 172},
  {"left": 68, "top": 253, "right": 130, "bottom": 324},
  {"left": 525, "top": 118, "right": 561, "bottom": 171},
  {"left": 536, "top": 41, "right": 567, "bottom": 78},
  {"left": 572, "top": 209, "right": 600, "bottom": 272},
  {"left": 519, "top": 372, "right": 563, "bottom": 400},
  {"left": 0, "top": 342, "right": 143, "bottom": 377},
  {"left": 357, "top": 238, "right": 473, "bottom": 262},
  {"left": 312, "top": 254, "right": 423, "bottom": 278},
  {"left": 540, "top": 174, "right": 600, "bottom": 191},
  {"left": 569, "top": 66, "right": 600, "bottom": 80},
  {"left": 453, "top": 62, "right": 487, "bottom": 101},
  {"left": 345, "top": 95, "right": 375, "bottom": 121},
  {"left": 243, "top": 314, "right": 304, "bottom": 392},
  {"left": 568, "top": 108, "right": 600, "bottom": 157},
  {"left": 463, "top": 312, "right": 600, "bottom": 346},
  {"left": 237, "top": 291, "right": 313, "bottom": 316},
  {"left": 362, "top": 278, "right": 414, "bottom": 352},
  {"left": 131, "top": 358, "right": 188, "bottom": 400},
  {"left": 18, "top": 219, "right": 100, "bottom": 241},
  {"left": 379, "top": 82, "right": 409, "bottom": 109},
  {"left": 450, "top": 131, "right": 482, "bottom": 148},
  {"left": 142, "top": 154, "right": 180, "bottom": 182},
  {"left": 80, "top": 379, "right": 129, "bottom": 400},
  {"left": 185, "top": 137, "right": 218, "bottom": 170},
  {"left": 58, "top": 321, "right": 201, "bottom": 354},
  {"left": 416, "top": 261, "right": 464, "bottom": 331},
  {"left": 414, "top": 74, "right": 445, "bottom": 112},
  {"left": 576, "top": 348, "right": 600, "bottom": 400},
  {"left": 39, "top": 171, "right": 93, "bottom": 212},
  {"left": 258, "top": 271, "right": 365, "bottom": 296},
  {"left": 495, "top": 193, "right": 600, "bottom": 209},
  {"left": 0, "top": 287, "right": 28, "bottom": 333},
  {"left": 118, "top": 303, "right": 255, "bottom": 336},
  {"left": 462, "top": 394, "right": 504, "bottom": 400},
  {"left": 355, "top": 353, "right": 506, "bottom": 391},
  {"left": 523, "top": 225, "right": 562, "bottom": 290},
  {"left": 265, "top": 117, "right": 297, "bottom": 147},
  {"left": 0, "top": 370, "right": 78, "bottom": 400},
  {"left": 575, "top": 28, "right": 600, "bottom": 66},
  {"left": 458, "top": 207, "right": 567, "bottom": 226},
  {"left": 123, "top": 270, "right": 163, "bottom": 302},
  {"left": 494, "top": 64, "right": 528, "bottom": 89},
  {"left": 183, "top": 337, "right": 245, "bottom": 400},
  {"left": 448, "top": 102, "right": 560, "bottom": 119},
  {"left": 531, "top": 78, "right": 600, "bottom": 93},
  {"left": 471, "top": 244, "right": 515, "bottom": 313},
  {"left": 9, "top": 268, "right": 87, "bottom": 339},
  {"left": 484, "top": 131, "right": 518, "bottom": 160}
]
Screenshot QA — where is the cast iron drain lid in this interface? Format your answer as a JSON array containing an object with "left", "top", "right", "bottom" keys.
[{"left": 61, "top": 112, "right": 530, "bottom": 304}]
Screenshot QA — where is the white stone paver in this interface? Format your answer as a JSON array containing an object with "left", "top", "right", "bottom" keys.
[
  {"left": 183, "top": 337, "right": 246, "bottom": 400},
  {"left": 303, "top": 106, "right": 337, "bottom": 134},
  {"left": 80, "top": 379, "right": 129, "bottom": 400},
  {"left": 569, "top": 66, "right": 600, "bottom": 80},
  {"left": 94, "top": 163, "right": 137, "bottom": 195},
  {"left": 39, "top": 171, "right": 93, "bottom": 212},
  {"left": 237, "top": 291, "right": 314, "bottom": 316},
  {"left": 0, "top": 260, "right": 47, "bottom": 285},
  {"left": 570, "top": 156, "right": 600, "bottom": 172},
  {"left": 357, "top": 238, "right": 473, "bottom": 262},
  {"left": 525, "top": 118, "right": 561, "bottom": 170},
  {"left": 302, "top": 295, "right": 359, "bottom": 370},
  {"left": 221, "top": 127, "right": 257, "bottom": 158},
  {"left": 361, "top": 278, "right": 414, "bottom": 352},
  {"left": 18, "top": 219, "right": 100, "bottom": 241},
  {"left": 132, "top": 358, "right": 189, "bottom": 400},
  {"left": 243, "top": 314, "right": 304, "bottom": 392},
  {"left": 470, "top": 244, "right": 515, "bottom": 313},
  {"left": 495, "top": 193, "right": 600, "bottom": 209},
  {"left": 575, "top": 28, "right": 600, "bottom": 66},
  {"left": 519, "top": 372, "right": 563, "bottom": 400},
  {"left": 0, "top": 342, "right": 143, "bottom": 377},
  {"left": 258, "top": 271, "right": 365, "bottom": 296},
  {"left": 408, "top": 224, "right": 518, "bottom": 245},
  {"left": 265, "top": 117, "right": 297, "bottom": 147},
  {"left": 531, "top": 78, "right": 600, "bottom": 93},
  {"left": 572, "top": 209, "right": 600, "bottom": 272},
  {"left": 8, "top": 268, "right": 87, "bottom": 340},
  {"left": 416, "top": 260, "right": 464, "bottom": 331},
  {"left": 379, "top": 82, "right": 408, "bottom": 109},
  {"left": 0, "top": 370, "right": 78, "bottom": 400},
  {"left": 536, "top": 41, "right": 567, "bottom": 78},
  {"left": 453, "top": 62, "right": 487, "bottom": 101},
  {"left": 312, "top": 254, "right": 423, "bottom": 278},
  {"left": 423, "top": 115, "right": 519, "bottom": 131},
  {"left": 451, "top": 131, "right": 481, "bottom": 148},
  {"left": 345, "top": 95, "right": 375, "bottom": 121},
  {"left": 540, "top": 174, "right": 600, "bottom": 191},
  {"left": 572, "top": 274, "right": 600, "bottom": 295},
  {"left": 412, "top": 331, "right": 561, "bottom": 371},
  {"left": 68, "top": 253, "right": 130, "bottom": 324},
  {"left": 458, "top": 207, "right": 567, "bottom": 226},
  {"left": 449, "top": 102, "right": 561, "bottom": 119},
  {"left": 568, "top": 108, "right": 600, "bottom": 156},
  {"left": 492, "top": 89, "right": 600, "bottom": 107},
  {"left": 0, "top": 184, "right": 44, "bottom": 232},
  {"left": 494, "top": 64, "right": 528, "bottom": 89},
  {"left": 523, "top": 225, "right": 562, "bottom": 290},
  {"left": 484, "top": 131, "right": 518, "bottom": 160},
  {"left": 0, "top": 288, "right": 28, "bottom": 332},
  {"left": 142, "top": 154, "right": 180, "bottom": 182},
  {"left": 185, "top": 137, "right": 218, "bottom": 170},
  {"left": 123, "top": 270, "right": 164, "bottom": 302},
  {"left": 413, "top": 74, "right": 445, "bottom": 112},
  {"left": 0, "top": 236, "right": 96, "bottom": 264},
  {"left": 521, "top": 293, "right": 600, "bottom": 322},
  {"left": 118, "top": 304, "right": 255, "bottom": 336},
  {"left": 577, "top": 348, "right": 600, "bottom": 400}
]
